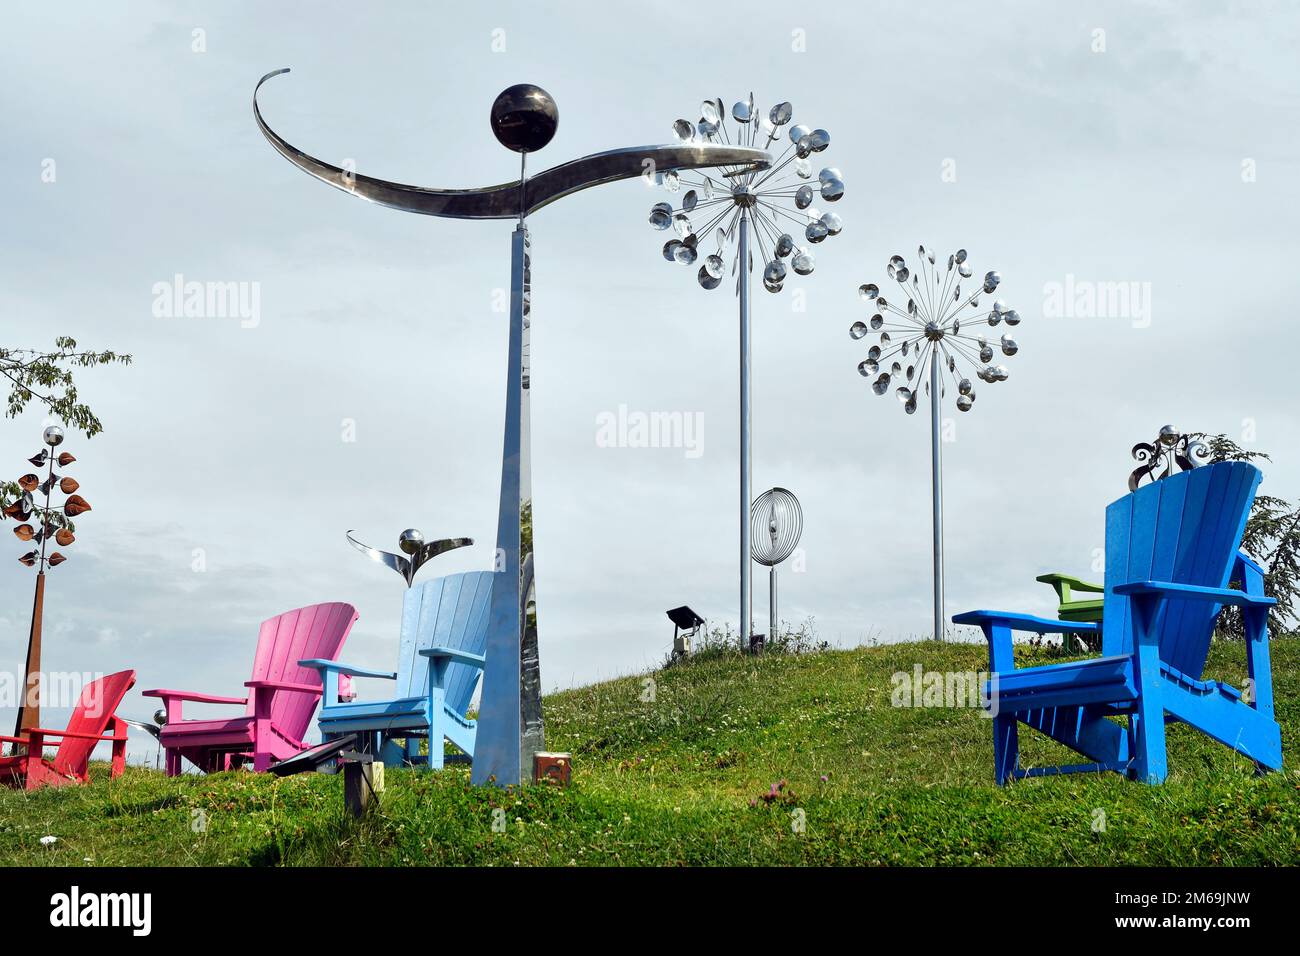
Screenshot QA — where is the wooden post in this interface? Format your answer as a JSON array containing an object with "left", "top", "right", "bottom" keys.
[
  {"left": 343, "top": 759, "right": 382, "bottom": 818},
  {"left": 12, "top": 571, "right": 46, "bottom": 746}
]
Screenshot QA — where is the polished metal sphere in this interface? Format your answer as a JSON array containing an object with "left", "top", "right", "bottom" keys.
[
  {"left": 490, "top": 84, "right": 558, "bottom": 153},
  {"left": 398, "top": 528, "right": 425, "bottom": 555},
  {"left": 43, "top": 425, "right": 65, "bottom": 447}
]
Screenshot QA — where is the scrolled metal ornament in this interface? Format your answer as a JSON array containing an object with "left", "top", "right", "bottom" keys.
[{"left": 1128, "top": 425, "right": 1211, "bottom": 491}]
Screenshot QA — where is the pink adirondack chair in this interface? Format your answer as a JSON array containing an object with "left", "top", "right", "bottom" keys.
[
  {"left": 0, "top": 669, "right": 135, "bottom": 791},
  {"left": 143, "top": 602, "right": 358, "bottom": 775}
]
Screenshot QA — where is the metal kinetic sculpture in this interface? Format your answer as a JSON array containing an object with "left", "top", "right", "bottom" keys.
[
  {"left": 850, "top": 247, "right": 1020, "bottom": 641},
  {"left": 646, "top": 95, "right": 842, "bottom": 649},
  {"left": 254, "top": 70, "right": 770, "bottom": 786},
  {"left": 346, "top": 528, "right": 473, "bottom": 587},
  {"left": 749, "top": 487, "right": 803, "bottom": 646},
  {"left": 1128, "top": 426, "right": 1209, "bottom": 491},
  {"left": 2, "top": 426, "right": 90, "bottom": 739}
]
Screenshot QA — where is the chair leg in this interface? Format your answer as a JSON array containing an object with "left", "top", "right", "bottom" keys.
[
  {"left": 1131, "top": 694, "right": 1168, "bottom": 784},
  {"left": 428, "top": 716, "right": 445, "bottom": 771},
  {"left": 110, "top": 718, "right": 128, "bottom": 779},
  {"left": 992, "top": 714, "right": 1019, "bottom": 785},
  {"left": 164, "top": 749, "right": 181, "bottom": 777}
]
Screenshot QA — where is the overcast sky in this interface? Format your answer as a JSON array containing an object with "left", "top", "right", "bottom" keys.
[{"left": 3, "top": 1, "right": 1298, "bottom": 761}]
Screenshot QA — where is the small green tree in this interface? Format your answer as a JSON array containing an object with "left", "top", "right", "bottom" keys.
[
  {"left": 1192, "top": 432, "right": 1300, "bottom": 637},
  {"left": 1, "top": 337, "right": 132, "bottom": 518}
]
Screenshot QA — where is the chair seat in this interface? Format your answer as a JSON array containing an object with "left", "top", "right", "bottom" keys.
[
  {"left": 1059, "top": 599, "right": 1103, "bottom": 622},
  {"left": 319, "top": 696, "right": 429, "bottom": 723},
  {"left": 160, "top": 715, "right": 257, "bottom": 747},
  {"left": 992, "top": 655, "right": 1138, "bottom": 711},
  {"left": 318, "top": 697, "right": 475, "bottom": 733},
  {"left": 993, "top": 654, "right": 1242, "bottom": 711}
]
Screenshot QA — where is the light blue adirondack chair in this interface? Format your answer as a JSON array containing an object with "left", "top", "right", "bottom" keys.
[
  {"left": 953, "top": 461, "right": 1281, "bottom": 785},
  {"left": 301, "top": 571, "right": 494, "bottom": 769}
]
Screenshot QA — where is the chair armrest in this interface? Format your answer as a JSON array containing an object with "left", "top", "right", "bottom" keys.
[
  {"left": 20, "top": 728, "right": 125, "bottom": 742},
  {"left": 1114, "top": 581, "right": 1277, "bottom": 608},
  {"left": 951, "top": 610, "right": 1101, "bottom": 635},
  {"left": 298, "top": 658, "right": 397, "bottom": 680},
  {"left": 1035, "top": 572, "right": 1104, "bottom": 601},
  {"left": 244, "top": 680, "right": 322, "bottom": 695},
  {"left": 0, "top": 733, "right": 36, "bottom": 746},
  {"left": 141, "top": 688, "right": 248, "bottom": 705},
  {"left": 418, "top": 646, "right": 486, "bottom": 668}
]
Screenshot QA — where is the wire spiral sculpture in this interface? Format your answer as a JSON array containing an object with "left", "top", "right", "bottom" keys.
[
  {"left": 646, "top": 95, "right": 844, "bottom": 293},
  {"left": 750, "top": 487, "right": 803, "bottom": 567},
  {"left": 850, "top": 246, "right": 1020, "bottom": 414}
]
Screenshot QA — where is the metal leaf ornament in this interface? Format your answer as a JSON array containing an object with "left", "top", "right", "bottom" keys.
[{"left": 346, "top": 529, "right": 475, "bottom": 587}]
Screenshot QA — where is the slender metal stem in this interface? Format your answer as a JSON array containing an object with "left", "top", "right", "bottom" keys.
[
  {"left": 770, "top": 566, "right": 777, "bottom": 644},
  {"left": 518, "top": 152, "right": 527, "bottom": 227},
  {"left": 930, "top": 354, "right": 944, "bottom": 641},
  {"left": 739, "top": 210, "right": 752, "bottom": 651}
]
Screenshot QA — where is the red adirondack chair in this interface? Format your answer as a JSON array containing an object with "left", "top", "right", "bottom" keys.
[
  {"left": 0, "top": 669, "right": 135, "bottom": 791},
  {"left": 144, "top": 602, "right": 358, "bottom": 775}
]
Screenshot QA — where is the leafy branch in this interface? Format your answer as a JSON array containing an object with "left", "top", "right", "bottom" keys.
[{"left": 1, "top": 336, "right": 132, "bottom": 438}]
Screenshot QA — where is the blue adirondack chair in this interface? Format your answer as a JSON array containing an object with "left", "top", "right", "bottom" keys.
[
  {"left": 953, "top": 461, "right": 1281, "bottom": 785},
  {"left": 301, "top": 570, "right": 494, "bottom": 769}
]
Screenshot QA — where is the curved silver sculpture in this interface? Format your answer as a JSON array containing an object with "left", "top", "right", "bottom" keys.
[
  {"left": 750, "top": 487, "right": 804, "bottom": 645},
  {"left": 254, "top": 69, "right": 771, "bottom": 221},
  {"left": 255, "top": 70, "right": 773, "bottom": 789}
]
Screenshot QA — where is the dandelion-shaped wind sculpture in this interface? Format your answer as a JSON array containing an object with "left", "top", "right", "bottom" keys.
[
  {"left": 850, "top": 246, "right": 1022, "bottom": 641},
  {"left": 647, "top": 95, "right": 844, "bottom": 648}
]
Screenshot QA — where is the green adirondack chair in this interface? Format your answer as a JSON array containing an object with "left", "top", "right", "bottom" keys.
[{"left": 1036, "top": 572, "right": 1104, "bottom": 623}]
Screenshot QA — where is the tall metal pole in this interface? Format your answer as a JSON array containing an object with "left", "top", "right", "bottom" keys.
[
  {"left": 739, "top": 210, "right": 752, "bottom": 651},
  {"left": 930, "top": 354, "right": 944, "bottom": 641}
]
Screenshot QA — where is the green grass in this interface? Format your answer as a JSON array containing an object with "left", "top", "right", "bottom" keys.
[{"left": 3, "top": 637, "right": 1299, "bottom": 866}]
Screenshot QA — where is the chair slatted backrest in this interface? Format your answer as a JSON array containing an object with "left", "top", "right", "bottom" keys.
[
  {"left": 1102, "top": 461, "right": 1260, "bottom": 675},
  {"left": 395, "top": 571, "right": 494, "bottom": 714},
  {"left": 246, "top": 602, "right": 359, "bottom": 739},
  {"left": 52, "top": 669, "right": 136, "bottom": 778}
]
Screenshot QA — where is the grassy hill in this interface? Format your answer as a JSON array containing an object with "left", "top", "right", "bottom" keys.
[{"left": 3, "top": 637, "right": 1299, "bottom": 866}]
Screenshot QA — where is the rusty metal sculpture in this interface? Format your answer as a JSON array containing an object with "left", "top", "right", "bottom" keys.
[
  {"left": 3, "top": 426, "right": 91, "bottom": 741},
  {"left": 1129, "top": 425, "right": 1210, "bottom": 491}
]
